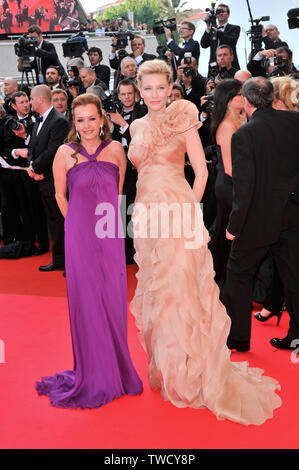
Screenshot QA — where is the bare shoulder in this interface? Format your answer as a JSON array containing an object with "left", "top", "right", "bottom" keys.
[
  {"left": 109, "top": 140, "right": 124, "bottom": 154},
  {"left": 109, "top": 140, "right": 126, "bottom": 165},
  {"left": 217, "top": 119, "right": 239, "bottom": 141},
  {"left": 55, "top": 143, "right": 73, "bottom": 160}
]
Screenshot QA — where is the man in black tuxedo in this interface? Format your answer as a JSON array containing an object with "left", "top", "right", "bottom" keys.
[
  {"left": 87, "top": 47, "right": 111, "bottom": 88},
  {"left": 28, "top": 25, "right": 65, "bottom": 84},
  {"left": 201, "top": 3, "right": 240, "bottom": 71},
  {"left": 26, "top": 85, "right": 70, "bottom": 271},
  {"left": 223, "top": 77, "right": 299, "bottom": 352},
  {"left": 109, "top": 35, "right": 156, "bottom": 71},
  {"left": 165, "top": 21, "right": 200, "bottom": 66},
  {"left": 175, "top": 57, "right": 206, "bottom": 112},
  {"left": 2, "top": 91, "right": 49, "bottom": 252},
  {"left": 109, "top": 79, "right": 147, "bottom": 264}
]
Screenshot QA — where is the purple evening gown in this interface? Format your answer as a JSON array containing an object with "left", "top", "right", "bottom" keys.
[{"left": 36, "top": 140, "right": 143, "bottom": 409}]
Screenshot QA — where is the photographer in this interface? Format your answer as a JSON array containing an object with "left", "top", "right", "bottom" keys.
[
  {"left": 201, "top": 3, "right": 240, "bottom": 72},
  {"left": 78, "top": 67, "right": 108, "bottom": 96},
  {"left": 108, "top": 79, "right": 147, "bottom": 264},
  {"left": 51, "top": 89, "right": 72, "bottom": 122},
  {"left": 2, "top": 78, "right": 19, "bottom": 115},
  {"left": 261, "top": 24, "right": 289, "bottom": 50},
  {"left": 176, "top": 56, "right": 206, "bottom": 111},
  {"left": 64, "top": 59, "right": 84, "bottom": 99},
  {"left": 45, "top": 66, "right": 63, "bottom": 91},
  {"left": 109, "top": 35, "right": 156, "bottom": 71},
  {"left": 87, "top": 47, "right": 111, "bottom": 88},
  {"left": 248, "top": 46, "right": 299, "bottom": 78},
  {"left": 165, "top": 21, "right": 200, "bottom": 65},
  {"left": 114, "top": 56, "right": 138, "bottom": 87},
  {"left": 0, "top": 91, "right": 48, "bottom": 252},
  {"left": 205, "top": 45, "right": 238, "bottom": 96},
  {"left": 27, "top": 25, "right": 65, "bottom": 84}
]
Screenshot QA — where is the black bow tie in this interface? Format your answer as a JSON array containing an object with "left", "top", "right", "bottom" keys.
[{"left": 36, "top": 115, "right": 43, "bottom": 123}]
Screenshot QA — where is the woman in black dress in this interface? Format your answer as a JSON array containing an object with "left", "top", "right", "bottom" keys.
[{"left": 208, "top": 79, "right": 245, "bottom": 288}]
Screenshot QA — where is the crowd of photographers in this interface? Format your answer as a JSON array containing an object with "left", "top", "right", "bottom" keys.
[{"left": 0, "top": 3, "right": 298, "bottom": 272}]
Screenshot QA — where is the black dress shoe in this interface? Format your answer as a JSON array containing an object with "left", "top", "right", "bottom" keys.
[
  {"left": 227, "top": 338, "right": 250, "bottom": 352},
  {"left": 270, "top": 337, "right": 296, "bottom": 350},
  {"left": 39, "top": 263, "right": 65, "bottom": 272}
]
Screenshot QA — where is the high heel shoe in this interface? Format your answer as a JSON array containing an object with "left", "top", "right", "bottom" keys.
[{"left": 254, "top": 310, "right": 283, "bottom": 326}]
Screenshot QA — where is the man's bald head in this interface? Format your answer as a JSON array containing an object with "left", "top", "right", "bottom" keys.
[
  {"left": 30, "top": 84, "right": 52, "bottom": 114},
  {"left": 234, "top": 70, "right": 252, "bottom": 84},
  {"left": 3, "top": 78, "right": 18, "bottom": 98},
  {"left": 32, "top": 84, "right": 52, "bottom": 102}
]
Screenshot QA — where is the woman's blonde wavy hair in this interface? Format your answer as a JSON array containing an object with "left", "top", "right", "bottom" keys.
[
  {"left": 65, "top": 93, "right": 111, "bottom": 165},
  {"left": 137, "top": 59, "right": 173, "bottom": 88},
  {"left": 270, "top": 76, "right": 299, "bottom": 111}
]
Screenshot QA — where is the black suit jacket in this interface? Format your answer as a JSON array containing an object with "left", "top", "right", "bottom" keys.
[
  {"left": 28, "top": 108, "right": 70, "bottom": 195},
  {"left": 32, "top": 40, "right": 66, "bottom": 83},
  {"left": 228, "top": 107, "right": 299, "bottom": 248},
  {"left": 112, "top": 102, "right": 148, "bottom": 151},
  {"left": 262, "top": 37, "right": 289, "bottom": 50},
  {"left": 181, "top": 73, "right": 206, "bottom": 112},
  {"left": 92, "top": 63, "right": 111, "bottom": 88},
  {"left": 167, "top": 38, "right": 200, "bottom": 65},
  {"left": 201, "top": 23, "right": 240, "bottom": 70},
  {"left": 109, "top": 51, "right": 156, "bottom": 71}
]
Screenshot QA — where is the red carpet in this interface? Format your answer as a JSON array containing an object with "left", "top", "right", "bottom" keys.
[{"left": 0, "top": 254, "right": 298, "bottom": 449}]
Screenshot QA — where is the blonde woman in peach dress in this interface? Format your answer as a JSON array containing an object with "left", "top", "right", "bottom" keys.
[{"left": 128, "top": 60, "right": 282, "bottom": 426}]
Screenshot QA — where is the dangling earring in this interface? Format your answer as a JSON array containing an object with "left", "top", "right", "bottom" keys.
[
  {"left": 99, "top": 126, "right": 104, "bottom": 141},
  {"left": 76, "top": 129, "right": 81, "bottom": 142}
]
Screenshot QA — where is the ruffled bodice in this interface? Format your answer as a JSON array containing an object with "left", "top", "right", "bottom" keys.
[{"left": 128, "top": 100, "right": 201, "bottom": 176}]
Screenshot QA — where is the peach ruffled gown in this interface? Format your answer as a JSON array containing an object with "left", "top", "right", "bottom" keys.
[{"left": 128, "top": 100, "right": 281, "bottom": 426}]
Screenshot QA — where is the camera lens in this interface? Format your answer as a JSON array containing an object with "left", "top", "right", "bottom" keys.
[{"left": 8, "top": 120, "right": 22, "bottom": 131}]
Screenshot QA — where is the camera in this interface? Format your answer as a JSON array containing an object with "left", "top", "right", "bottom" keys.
[
  {"left": 183, "top": 52, "right": 192, "bottom": 65},
  {"left": 205, "top": 2, "right": 224, "bottom": 28},
  {"left": 287, "top": 8, "right": 299, "bottom": 29},
  {"left": 156, "top": 45, "right": 168, "bottom": 62},
  {"left": 201, "top": 94, "right": 214, "bottom": 114},
  {"left": 207, "top": 61, "right": 219, "bottom": 88},
  {"left": 267, "top": 56, "right": 289, "bottom": 77},
  {"left": 269, "top": 56, "right": 288, "bottom": 67},
  {"left": 153, "top": 17, "right": 177, "bottom": 35},
  {"left": 14, "top": 34, "right": 37, "bottom": 58},
  {"left": 99, "top": 90, "right": 123, "bottom": 114},
  {"left": 183, "top": 66, "right": 195, "bottom": 78},
  {"left": 62, "top": 32, "right": 88, "bottom": 58},
  {"left": 106, "top": 31, "right": 135, "bottom": 50},
  {"left": 5, "top": 115, "right": 33, "bottom": 132},
  {"left": 6, "top": 116, "right": 24, "bottom": 131},
  {"left": 182, "top": 52, "right": 195, "bottom": 78},
  {"left": 246, "top": 10, "right": 270, "bottom": 51}
]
